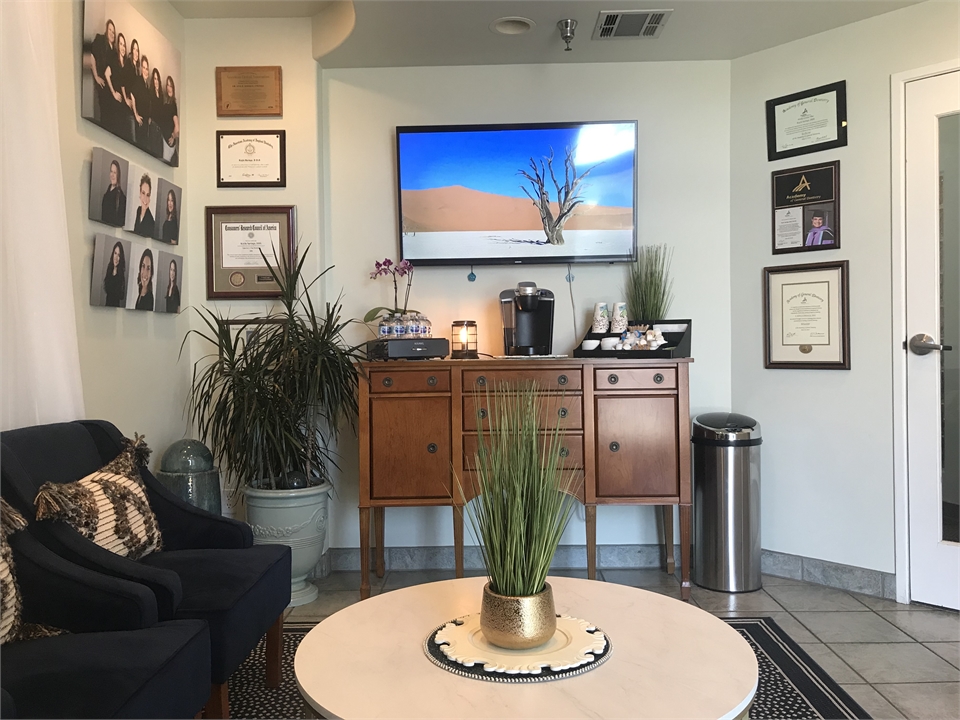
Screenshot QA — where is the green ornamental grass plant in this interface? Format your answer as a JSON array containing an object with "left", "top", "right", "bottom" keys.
[
  {"left": 459, "top": 381, "right": 582, "bottom": 597},
  {"left": 625, "top": 244, "right": 675, "bottom": 321}
]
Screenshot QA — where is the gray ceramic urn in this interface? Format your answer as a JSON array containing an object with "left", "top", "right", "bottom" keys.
[{"left": 155, "top": 440, "right": 222, "bottom": 515}]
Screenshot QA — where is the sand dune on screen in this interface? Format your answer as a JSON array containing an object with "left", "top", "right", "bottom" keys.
[{"left": 401, "top": 186, "right": 632, "bottom": 233}]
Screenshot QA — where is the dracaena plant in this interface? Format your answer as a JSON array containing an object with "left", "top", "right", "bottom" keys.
[
  {"left": 456, "top": 381, "right": 582, "bottom": 597},
  {"left": 183, "top": 246, "right": 365, "bottom": 493}
]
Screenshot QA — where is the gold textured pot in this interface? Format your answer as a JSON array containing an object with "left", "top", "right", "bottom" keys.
[{"left": 479, "top": 582, "right": 557, "bottom": 650}]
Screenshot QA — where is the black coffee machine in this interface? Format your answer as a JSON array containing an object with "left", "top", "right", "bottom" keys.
[{"left": 499, "top": 282, "right": 555, "bottom": 356}]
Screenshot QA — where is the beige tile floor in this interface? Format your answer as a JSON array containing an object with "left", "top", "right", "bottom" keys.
[{"left": 286, "top": 569, "right": 959, "bottom": 720}]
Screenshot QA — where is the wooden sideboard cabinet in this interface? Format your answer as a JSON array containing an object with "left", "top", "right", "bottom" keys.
[{"left": 357, "top": 358, "right": 693, "bottom": 600}]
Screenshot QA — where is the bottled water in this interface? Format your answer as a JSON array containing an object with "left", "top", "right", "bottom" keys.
[
  {"left": 391, "top": 314, "right": 405, "bottom": 338},
  {"left": 378, "top": 315, "right": 392, "bottom": 338},
  {"left": 421, "top": 315, "right": 432, "bottom": 338}
]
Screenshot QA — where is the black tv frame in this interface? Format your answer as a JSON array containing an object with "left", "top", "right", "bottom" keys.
[{"left": 395, "top": 120, "right": 639, "bottom": 267}]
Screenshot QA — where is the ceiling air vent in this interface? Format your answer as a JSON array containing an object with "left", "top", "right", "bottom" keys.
[{"left": 592, "top": 9, "right": 673, "bottom": 40}]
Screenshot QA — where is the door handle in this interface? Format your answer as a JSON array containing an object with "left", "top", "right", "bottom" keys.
[{"left": 909, "top": 333, "right": 954, "bottom": 355}]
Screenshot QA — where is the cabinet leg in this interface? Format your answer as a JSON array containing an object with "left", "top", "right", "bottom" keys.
[
  {"left": 660, "top": 505, "right": 675, "bottom": 576},
  {"left": 374, "top": 507, "right": 385, "bottom": 578},
  {"left": 679, "top": 504, "right": 692, "bottom": 601},
  {"left": 585, "top": 504, "right": 597, "bottom": 580},
  {"left": 359, "top": 507, "right": 371, "bottom": 600},
  {"left": 453, "top": 507, "right": 464, "bottom": 578}
]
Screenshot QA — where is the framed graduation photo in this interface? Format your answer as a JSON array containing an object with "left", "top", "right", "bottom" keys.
[{"left": 771, "top": 161, "right": 840, "bottom": 255}]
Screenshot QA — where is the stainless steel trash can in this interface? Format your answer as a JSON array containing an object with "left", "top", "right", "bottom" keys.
[{"left": 692, "top": 412, "right": 762, "bottom": 592}]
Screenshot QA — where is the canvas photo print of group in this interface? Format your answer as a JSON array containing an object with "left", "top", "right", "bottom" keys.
[
  {"left": 88, "top": 148, "right": 181, "bottom": 244},
  {"left": 91, "top": 234, "right": 182, "bottom": 313},
  {"left": 81, "top": 0, "right": 181, "bottom": 166}
]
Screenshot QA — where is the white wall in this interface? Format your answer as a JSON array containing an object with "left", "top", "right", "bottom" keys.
[
  {"left": 322, "top": 61, "right": 732, "bottom": 549},
  {"left": 730, "top": 0, "right": 960, "bottom": 572},
  {"left": 54, "top": 0, "right": 189, "bottom": 465}
]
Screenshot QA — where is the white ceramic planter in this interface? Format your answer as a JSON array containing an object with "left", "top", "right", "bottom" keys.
[{"left": 244, "top": 481, "right": 332, "bottom": 607}]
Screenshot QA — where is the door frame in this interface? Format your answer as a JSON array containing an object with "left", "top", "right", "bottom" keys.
[{"left": 890, "top": 60, "right": 960, "bottom": 604}]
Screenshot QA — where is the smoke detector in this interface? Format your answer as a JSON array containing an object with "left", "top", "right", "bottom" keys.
[{"left": 591, "top": 10, "right": 673, "bottom": 40}]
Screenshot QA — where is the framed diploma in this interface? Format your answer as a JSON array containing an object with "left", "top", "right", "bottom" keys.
[
  {"left": 217, "top": 130, "right": 286, "bottom": 188},
  {"left": 771, "top": 161, "right": 840, "bottom": 255},
  {"left": 205, "top": 206, "right": 296, "bottom": 299},
  {"left": 765, "top": 81, "right": 847, "bottom": 161},
  {"left": 763, "top": 260, "right": 849, "bottom": 369},
  {"left": 216, "top": 66, "right": 282, "bottom": 117}
]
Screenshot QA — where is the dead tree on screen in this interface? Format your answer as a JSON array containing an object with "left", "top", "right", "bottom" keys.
[{"left": 518, "top": 147, "right": 594, "bottom": 246}]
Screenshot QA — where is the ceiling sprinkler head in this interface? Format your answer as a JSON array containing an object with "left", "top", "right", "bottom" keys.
[{"left": 557, "top": 19, "right": 577, "bottom": 51}]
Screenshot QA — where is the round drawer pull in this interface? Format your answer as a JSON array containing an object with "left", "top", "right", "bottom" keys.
[
  {"left": 427, "top": 375, "right": 438, "bottom": 387},
  {"left": 478, "top": 408, "right": 488, "bottom": 420},
  {"left": 558, "top": 407, "right": 568, "bottom": 419},
  {"left": 559, "top": 446, "right": 570, "bottom": 458},
  {"left": 427, "top": 443, "right": 438, "bottom": 454},
  {"left": 558, "top": 374, "right": 568, "bottom": 386},
  {"left": 608, "top": 374, "right": 619, "bottom": 385},
  {"left": 477, "top": 376, "right": 487, "bottom": 387},
  {"left": 382, "top": 377, "right": 393, "bottom": 388},
  {"left": 609, "top": 441, "right": 620, "bottom": 453},
  {"left": 653, "top": 373, "right": 664, "bottom": 384}
]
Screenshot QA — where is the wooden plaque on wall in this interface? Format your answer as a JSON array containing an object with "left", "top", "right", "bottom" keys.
[{"left": 216, "top": 66, "right": 283, "bottom": 117}]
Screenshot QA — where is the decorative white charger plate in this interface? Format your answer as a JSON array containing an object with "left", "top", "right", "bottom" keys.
[{"left": 423, "top": 613, "right": 612, "bottom": 683}]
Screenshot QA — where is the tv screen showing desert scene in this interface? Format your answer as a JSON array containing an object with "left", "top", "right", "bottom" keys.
[{"left": 397, "top": 122, "right": 637, "bottom": 265}]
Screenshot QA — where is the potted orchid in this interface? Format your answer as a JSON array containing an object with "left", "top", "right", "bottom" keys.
[{"left": 363, "top": 257, "right": 417, "bottom": 324}]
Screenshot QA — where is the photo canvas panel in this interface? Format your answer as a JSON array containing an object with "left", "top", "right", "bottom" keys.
[
  {"left": 89, "top": 148, "right": 129, "bottom": 227},
  {"left": 125, "top": 163, "right": 158, "bottom": 237},
  {"left": 154, "top": 177, "right": 182, "bottom": 244},
  {"left": 126, "top": 241, "right": 155, "bottom": 311},
  {"left": 81, "top": 0, "right": 181, "bottom": 166},
  {"left": 90, "top": 234, "right": 131, "bottom": 308},
  {"left": 154, "top": 250, "right": 183, "bottom": 313}
]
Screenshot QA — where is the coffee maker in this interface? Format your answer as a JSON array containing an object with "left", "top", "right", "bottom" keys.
[{"left": 499, "top": 282, "right": 555, "bottom": 356}]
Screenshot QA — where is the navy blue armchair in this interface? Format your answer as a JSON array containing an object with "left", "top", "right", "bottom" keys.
[
  {"left": 1, "top": 420, "right": 292, "bottom": 719},
  {"left": 1, "top": 529, "right": 210, "bottom": 718}
]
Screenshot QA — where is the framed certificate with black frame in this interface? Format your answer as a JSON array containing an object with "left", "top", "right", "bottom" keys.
[
  {"left": 205, "top": 205, "right": 296, "bottom": 299},
  {"left": 772, "top": 161, "right": 840, "bottom": 254},
  {"left": 766, "top": 81, "right": 847, "bottom": 161},
  {"left": 763, "top": 260, "right": 850, "bottom": 370},
  {"left": 216, "top": 130, "right": 286, "bottom": 188}
]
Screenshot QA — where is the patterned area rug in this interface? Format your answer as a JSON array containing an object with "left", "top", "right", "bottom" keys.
[{"left": 228, "top": 617, "right": 871, "bottom": 719}]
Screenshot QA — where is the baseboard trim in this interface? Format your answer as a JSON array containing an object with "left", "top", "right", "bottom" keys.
[{"left": 317, "top": 545, "right": 895, "bottom": 599}]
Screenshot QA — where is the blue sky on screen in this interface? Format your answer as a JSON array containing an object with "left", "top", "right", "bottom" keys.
[{"left": 398, "top": 123, "right": 636, "bottom": 208}]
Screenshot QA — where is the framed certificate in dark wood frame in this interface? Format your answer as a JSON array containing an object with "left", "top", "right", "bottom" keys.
[
  {"left": 766, "top": 81, "right": 848, "bottom": 161},
  {"left": 763, "top": 260, "right": 850, "bottom": 370},
  {"left": 216, "top": 66, "right": 283, "bottom": 117},
  {"left": 216, "top": 130, "right": 286, "bottom": 188},
  {"left": 771, "top": 161, "right": 840, "bottom": 255},
  {"left": 205, "top": 206, "right": 296, "bottom": 299}
]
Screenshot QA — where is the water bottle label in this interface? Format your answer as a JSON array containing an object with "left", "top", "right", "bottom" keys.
[{"left": 379, "top": 324, "right": 392, "bottom": 337}]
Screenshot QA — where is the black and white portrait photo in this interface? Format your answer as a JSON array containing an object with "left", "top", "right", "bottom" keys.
[
  {"left": 90, "top": 234, "right": 131, "bottom": 308},
  {"left": 155, "top": 250, "right": 183, "bottom": 314},
  {"left": 81, "top": 0, "right": 181, "bottom": 166},
  {"left": 126, "top": 242, "right": 155, "bottom": 311},
  {"left": 88, "top": 148, "right": 129, "bottom": 227},
  {"left": 125, "top": 164, "right": 157, "bottom": 238},
  {"left": 154, "top": 178, "right": 181, "bottom": 245}
]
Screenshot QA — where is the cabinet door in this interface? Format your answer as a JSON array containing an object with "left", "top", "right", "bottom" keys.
[
  {"left": 595, "top": 396, "right": 679, "bottom": 498},
  {"left": 370, "top": 397, "right": 451, "bottom": 499}
]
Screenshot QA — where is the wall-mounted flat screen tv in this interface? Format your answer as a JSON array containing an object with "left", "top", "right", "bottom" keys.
[{"left": 396, "top": 121, "right": 638, "bottom": 266}]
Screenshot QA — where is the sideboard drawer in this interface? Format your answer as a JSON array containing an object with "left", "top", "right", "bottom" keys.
[
  {"left": 463, "top": 433, "right": 583, "bottom": 470},
  {"left": 369, "top": 369, "right": 450, "bottom": 394},
  {"left": 463, "top": 368, "right": 582, "bottom": 392},
  {"left": 463, "top": 395, "right": 583, "bottom": 432},
  {"left": 594, "top": 368, "right": 677, "bottom": 391}
]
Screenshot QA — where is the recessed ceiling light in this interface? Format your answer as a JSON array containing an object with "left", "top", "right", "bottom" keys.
[{"left": 490, "top": 17, "right": 535, "bottom": 35}]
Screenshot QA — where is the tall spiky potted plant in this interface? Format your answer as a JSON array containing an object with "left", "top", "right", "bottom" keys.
[
  {"left": 185, "top": 247, "right": 364, "bottom": 605},
  {"left": 625, "top": 244, "right": 675, "bottom": 323},
  {"left": 457, "top": 380, "right": 582, "bottom": 649}
]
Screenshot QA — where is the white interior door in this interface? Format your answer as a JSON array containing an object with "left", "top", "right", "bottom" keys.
[{"left": 906, "top": 70, "right": 960, "bottom": 610}]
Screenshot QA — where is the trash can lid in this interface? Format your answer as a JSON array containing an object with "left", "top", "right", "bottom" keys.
[{"left": 693, "top": 412, "right": 761, "bottom": 443}]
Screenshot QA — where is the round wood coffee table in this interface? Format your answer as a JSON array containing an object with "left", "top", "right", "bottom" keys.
[{"left": 295, "top": 576, "right": 757, "bottom": 719}]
